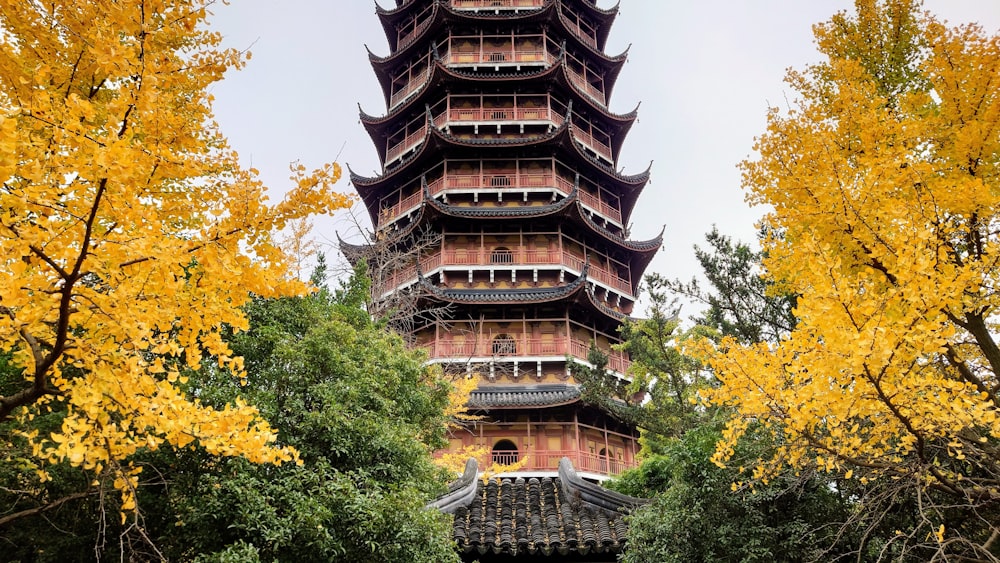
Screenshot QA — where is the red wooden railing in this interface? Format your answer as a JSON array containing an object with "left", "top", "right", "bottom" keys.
[
  {"left": 396, "top": 10, "right": 434, "bottom": 51},
  {"left": 451, "top": 0, "right": 545, "bottom": 8},
  {"left": 481, "top": 450, "right": 634, "bottom": 476},
  {"left": 427, "top": 335, "right": 630, "bottom": 374},
  {"left": 385, "top": 127, "right": 427, "bottom": 163},
  {"left": 571, "top": 126, "right": 612, "bottom": 161},
  {"left": 566, "top": 67, "right": 606, "bottom": 106},
  {"left": 376, "top": 246, "right": 631, "bottom": 297},
  {"left": 442, "top": 46, "right": 556, "bottom": 66},
  {"left": 577, "top": 189, "right": 622, "bottom": 224},
  {"left": 434, "top": 106, "right": 564, "bottom": 126},
  {"left": 378, "top": 191, "right": 423, "bottom": 226},
  {"left": 502, "top": 449, "right": 634, "bottom": 476},
  {"left": 389, "top": 68, "right": 431, "bottom": 109},
  {"left": 427, "top": 171, "right": 575, "bottom": 195},
  {"left": 423, "top": 171, "right": 622, "bottom": 224},
  {"left": 561, "top": 16, "right": 598, "bottom": 49}
]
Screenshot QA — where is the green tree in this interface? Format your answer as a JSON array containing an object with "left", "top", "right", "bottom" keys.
[
  {"left": 156, "top": 262, "right": 458, "bottom": 562},
  {"left": 616, "top": 423, "right": 853, "bottom": 563},
  {"left": 664, "top": 227, "right": 796, "bottom": 346}
]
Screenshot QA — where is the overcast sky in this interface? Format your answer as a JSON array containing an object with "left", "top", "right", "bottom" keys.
[{"left": 208, "top": 1, "right": 1000, "bottom": 314}]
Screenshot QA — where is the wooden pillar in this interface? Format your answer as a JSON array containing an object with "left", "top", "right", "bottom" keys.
[
  {"left": 603, "top": 417, "right": 611, "bottom": 473},
  {"left": 573, "top": 410, "right": 580, "bottom": 466},
  {"left": 526, "top": 413, "right": 532, "bottom": 470}
]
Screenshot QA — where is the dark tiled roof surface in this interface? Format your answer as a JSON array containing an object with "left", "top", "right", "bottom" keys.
[
  {"left": 452, "top": 472, "right": 631, "bottom": 557},
  {"left": 424, "top": 184, "right": 577, "bottom": 219},
  {"left": 417, "top": 263, "right": 588, "bottom": 303},
  {"left": 469, "top": 384, "right": 582, "bottom": 409},
  {"left": 578, "top": 201, "right": 663, "bottom": 252},
  {"left": 583, "top": 286, "right": 629, "bottom": 322}
]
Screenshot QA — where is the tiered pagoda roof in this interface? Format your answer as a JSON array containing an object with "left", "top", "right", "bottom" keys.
[{"left": 349, "top": 0, "right": 657, "bottom": 501}]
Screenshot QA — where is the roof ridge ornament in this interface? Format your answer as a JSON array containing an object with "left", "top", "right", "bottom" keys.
[
  {"left": 557, "top": 457, "right": 648, "bottom": 511},
  {"left": 426, "top": 458, "right": 479, "bottom": 513}
]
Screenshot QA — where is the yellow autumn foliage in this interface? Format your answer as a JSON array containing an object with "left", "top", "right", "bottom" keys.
[
  {"left": 434, "top": 374, "right": 528, "bottom": 477},
  {"left": 706, "top": 0, "right": 1000, "bottom": 501},
  {"left": 0, "top": 0, "right": 352, "bottom": 491}
]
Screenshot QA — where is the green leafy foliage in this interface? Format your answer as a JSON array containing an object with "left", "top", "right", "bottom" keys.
[
  {"left": 663, "top": 227, "right": 796, "bottom": 346},
  {"left": 154, "top": 261, "right": 458, "bottom": 562},
  {"left": 614, "top": 424, "right": 853, "bottom": 563}
]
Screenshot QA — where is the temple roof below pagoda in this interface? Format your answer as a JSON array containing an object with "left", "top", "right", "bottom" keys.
[{"left": 429, "top": 457, "right": 647, "bottom": 559}]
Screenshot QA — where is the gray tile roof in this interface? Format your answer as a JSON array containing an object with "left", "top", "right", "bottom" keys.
[
  {"left": 417, "top": 264, "right": 589, "bottom": 303},
  {"left": 443, "top": 458, "right": 646, "bottom": 558},
  {"left": 469, "top": 384, "right": 582, "bottom": 409}
]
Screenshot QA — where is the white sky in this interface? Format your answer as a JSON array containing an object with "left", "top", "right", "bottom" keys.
[{"left": 208, "top": 1, "right": 1000, "bottom": 313}]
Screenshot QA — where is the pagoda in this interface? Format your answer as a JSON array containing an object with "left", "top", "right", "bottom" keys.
[{"left": 345, "top": 0, "right": 659, "bottom": 483}]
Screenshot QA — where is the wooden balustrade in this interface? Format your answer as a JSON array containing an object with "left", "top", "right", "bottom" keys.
[
  {"left": 437, "top": 248, "right": 588, "bottom": 272},
  {"left": 588, "top": 263, "right": 631, "bottom": 294},
  {"left": 497, "top": 449, "right": 633, "bottom": 476},
  {"left": 427, "top": 335, "right": 630, "bottom": 373},
  {"left": 396, "top": 14, "right": 433, "bottom": 51},
  {"left": 422, "top": 170, "right": 622, "bottom": 226},
  {"left": 561, "top": 19, "right": 597, "bottom": 49},
  {"left": 443, "top": 47, "right": 556, "bottom": 66},
  {"left": 437, "top": 446, "right": 637, "bottom": 477},
  {"left": 376, "top": 245, "right": 630, "bottom": 296},
  {"left": 566, "top": 68, "right": 606, "bottom": 105},
  {"left": 385, "top": 126, "right": 427, "bottom": 163},
  {"left": 379, "top": 191, "right": 422, "bottom": 225},
  {"left": 436, "top": 106, "right": 564, "bottom": 125},
  {"left": 389, "top": 68, "right": 431, "bottom": 109},
  {"left": 428, "top": 171, "right": 574, "bottom": 194},
  {"left": 577, "top": 189, "right": 623, "bottom": 224},
  {"left": 451, "top": 0, "right": 545, "bottom": 8},
  {"left": 571, "top": 127, "right": 613, "bottom": 161}
]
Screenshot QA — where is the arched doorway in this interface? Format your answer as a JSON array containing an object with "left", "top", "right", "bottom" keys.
[
  {"left": 492, "top": 439, "right": 519, "bottom": 465},
  {"left": 492, "top": 334, "right": 516, "bottom": 356}
]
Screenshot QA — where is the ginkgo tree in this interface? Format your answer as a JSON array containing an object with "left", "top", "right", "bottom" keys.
[
  {"left": 705, "top": 0, "right": 1000, "bottom": 559},
  {"left": 0, "top": 0, "right": 350, "bottom": 515}
]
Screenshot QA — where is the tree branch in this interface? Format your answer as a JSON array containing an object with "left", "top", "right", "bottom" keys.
[{"left": 0, "top": 490, "right": 95, "bottom": 529}]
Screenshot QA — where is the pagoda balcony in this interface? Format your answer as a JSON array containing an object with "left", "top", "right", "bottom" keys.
[
  {"left": 375, "top": 246, "right": 633, "bottom": 302},
  {"left": 432, "top": 104, "right": 565, "bottom": 128},
  {"left": 432, "top": 248, "right": 631, "bottom": 295},
  {"left": 395, "top": 3, "right": 435, "bottom": 51},
  {"left": 440, "top": 417, "right": 640, "bottom": 477},
  {"left": 389, "top": 74, "right": 426, "bottom": 110},
  {"left": 489, "top": 449, "right": 636, "bottom": 477},
  {"left": 379, "top": 165, "right": 624, "bottom": 230},
  {"left": 428, "top": 170, "right": 575, "bottom": 196},
  {"left": 442, "top": 46, "right": 557, "bottom": 67},
  {"left": 559, "top": 10, "right": 599, "bottom": 49},
  {"left": 384, "top": 106, "right": 613, "bottom": 166},
  {"left": 431, "top": 94, "right": 612, "bottom": 161},
  {"left": 383, "top": 125, "right": 615, "bottom": 166},
  {"left": 426, "top": 335, "right": 631, "bottom": 375},
  {"left": 385, "top": 126, "right": 428, "bottom": 164},
  {"left": 570, "top": 125, "right": 613, "bottom": 162},
  {"left": 388, "top": 56, "right": 433, "bottom": 110},
  {"left": 438, "top": 34, "right": 559, "bottom": 68},
  {"left": 450, "top": 0, "right": 546, "bottom": 10},
  {"left": 379, "top": 190, "right": 423, "bottom": 224},
  {"left": 566, "top": 66, "right": 606, "bottom": 106},
  {"left": 379, "top": 181, "right": 624, "bottom": 232}
]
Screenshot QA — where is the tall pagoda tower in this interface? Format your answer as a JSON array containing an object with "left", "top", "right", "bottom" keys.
[{"left": 346, "top": 0, "right": 659, "bottom": 481}]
